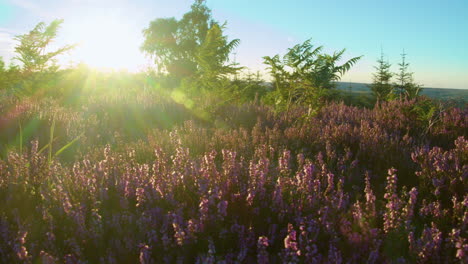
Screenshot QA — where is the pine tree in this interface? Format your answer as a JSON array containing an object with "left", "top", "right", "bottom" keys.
[
  {"left": 395, "top": 50, "right": 421, "bottom": 100},
  {"left": 369, "top": 50, "right": 393, "bottom": 102}
]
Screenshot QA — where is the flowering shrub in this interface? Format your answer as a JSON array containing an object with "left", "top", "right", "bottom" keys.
[{"left": 0, "top": 96, "right": 466, "bottom": 263}]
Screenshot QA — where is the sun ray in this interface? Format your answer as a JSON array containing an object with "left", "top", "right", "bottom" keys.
[{"left": 59, "top": 12, "right": 145, "bottom": 71}]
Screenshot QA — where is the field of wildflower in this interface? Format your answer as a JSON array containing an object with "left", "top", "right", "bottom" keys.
[{"left": 0, "top": 93, "right": 466, "bottom": 263}]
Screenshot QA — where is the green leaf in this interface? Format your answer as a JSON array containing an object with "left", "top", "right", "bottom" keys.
[
  {"left": 54, "top": 132, "right": 84, "bottom": 157},
  {"left": 49, "top": 117, "right": 55, "bottom": 162}
]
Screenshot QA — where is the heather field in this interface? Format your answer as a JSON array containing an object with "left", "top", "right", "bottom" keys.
[
  {"left": 1, "top": 0, "right": 468, "bottom": 263},
  {"left": 0, "top": 92, "right": 466, "bottom": 263}
]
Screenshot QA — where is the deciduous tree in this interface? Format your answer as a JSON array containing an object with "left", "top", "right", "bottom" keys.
[{"left": 141, "top": 0, "right": 240, "bottom": 86}]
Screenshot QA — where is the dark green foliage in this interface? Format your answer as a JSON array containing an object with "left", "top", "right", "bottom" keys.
[
  {"left": 141, "top": 0, "right": 240, "bottom": 88},
  {"left": 395, "top": 51, "right": 422, "bottom": 100},
  {"left": 369, "top": 50, "right": 394, "bottom": 102},
  {"left": 231, "top": 71, "right": 269, "bottom": 103},
  {"left": 410, "top": 97, "right": 443, "bottom": 136}
]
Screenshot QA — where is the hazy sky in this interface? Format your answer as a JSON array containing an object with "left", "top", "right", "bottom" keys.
[{"left": 0, "top": 0, "right": 467, "bottom": 88}]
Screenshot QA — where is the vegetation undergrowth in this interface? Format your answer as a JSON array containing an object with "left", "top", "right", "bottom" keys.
[{"left": 0, "top": 0, "right": 466, "bottom": 263}]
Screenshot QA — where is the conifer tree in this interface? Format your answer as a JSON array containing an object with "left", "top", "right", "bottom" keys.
[
  {"left": 395, "top": 50, "right": 421, "bottom": 100},
  {"left": 370, "top": 50, "right": 393, "bottom": 102}
]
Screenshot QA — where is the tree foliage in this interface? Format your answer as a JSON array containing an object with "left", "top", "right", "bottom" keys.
[
  {"left": 195, "top": 24, "right": 241, "bottom": 87},
  {"left": 0, "top": 57, "right": 21, "bottom": 91},
  {"left": 0, "top": 57, "right": 5, "bottom": 90},
  {"left": 141, "top": 0, "right": 240, "bottom": 87},
  {"left": 11, "top": 19, "right": 75, "bottom": 97},
  {"left": 369, "top": 50, "right": 394, "bottom": 102},
  {"left": 14, "top": 19, "right": 75, "bottom": 74},
  {"left": 263, "top": 39, "right": 362, "bottom": 111},
  {"left": 395, "top": 51, "right": 421, "bottom": 100},
  {"left": 0, "top": 57, "right": 5, "bottom": 88}
]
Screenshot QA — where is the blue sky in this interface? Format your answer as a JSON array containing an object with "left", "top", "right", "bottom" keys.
[{"left": 0, "top": 0, "right": 467, "bottom": 88}]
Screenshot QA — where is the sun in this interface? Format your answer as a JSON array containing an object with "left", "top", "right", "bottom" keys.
[{"left": 60, "top": 12, "right": 146, "bottom": 71}]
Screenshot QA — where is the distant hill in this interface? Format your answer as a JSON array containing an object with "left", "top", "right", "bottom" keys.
[{"left": 337, "top": 82, "right": 468, "bottom": 104}]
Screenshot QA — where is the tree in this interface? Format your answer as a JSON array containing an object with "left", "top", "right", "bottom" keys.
[
  {"left": 0, "top": 57, "right": 21, "bottom": 91},
  {"left": 195, "top": 23, "right": 241, "bottom": 88},
  {"left": 141, "top": 0, "right": 240, "bottom": 86},
  {"left": 10, "top": 19, "right": 75, "bottom": 97},
  {"left": 369, "top": 50, "right": 393, "bottom": 102},
  {"left": 14, "top": 19, "right": 75, "bottom": 74},
  {"left": 0, "top": 57, "right": 5, "bottom": 89},
  {"left": 0, "top": 57, "right": 4, "bottom": 72},
  {"left": 263, "top": 39, "right": 361, "bottom": 111},
  {"left": 394, "top": 50, "right": 421, "bottom": 100}
]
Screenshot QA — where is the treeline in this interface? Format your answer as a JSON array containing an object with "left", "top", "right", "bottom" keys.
[{"left": 0, "top": 0, "right": 458, "bottom": 115}]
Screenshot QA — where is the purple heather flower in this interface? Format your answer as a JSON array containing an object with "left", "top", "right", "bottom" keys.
[
  {"left": 139, "top": 244, "right": 153, "bottom": 264},
  {"left": 257, "top": 236, "right": 269, "bottom": 264},
  {"left": 217, "top": 200, "right": 228, "bottom": 218}
]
